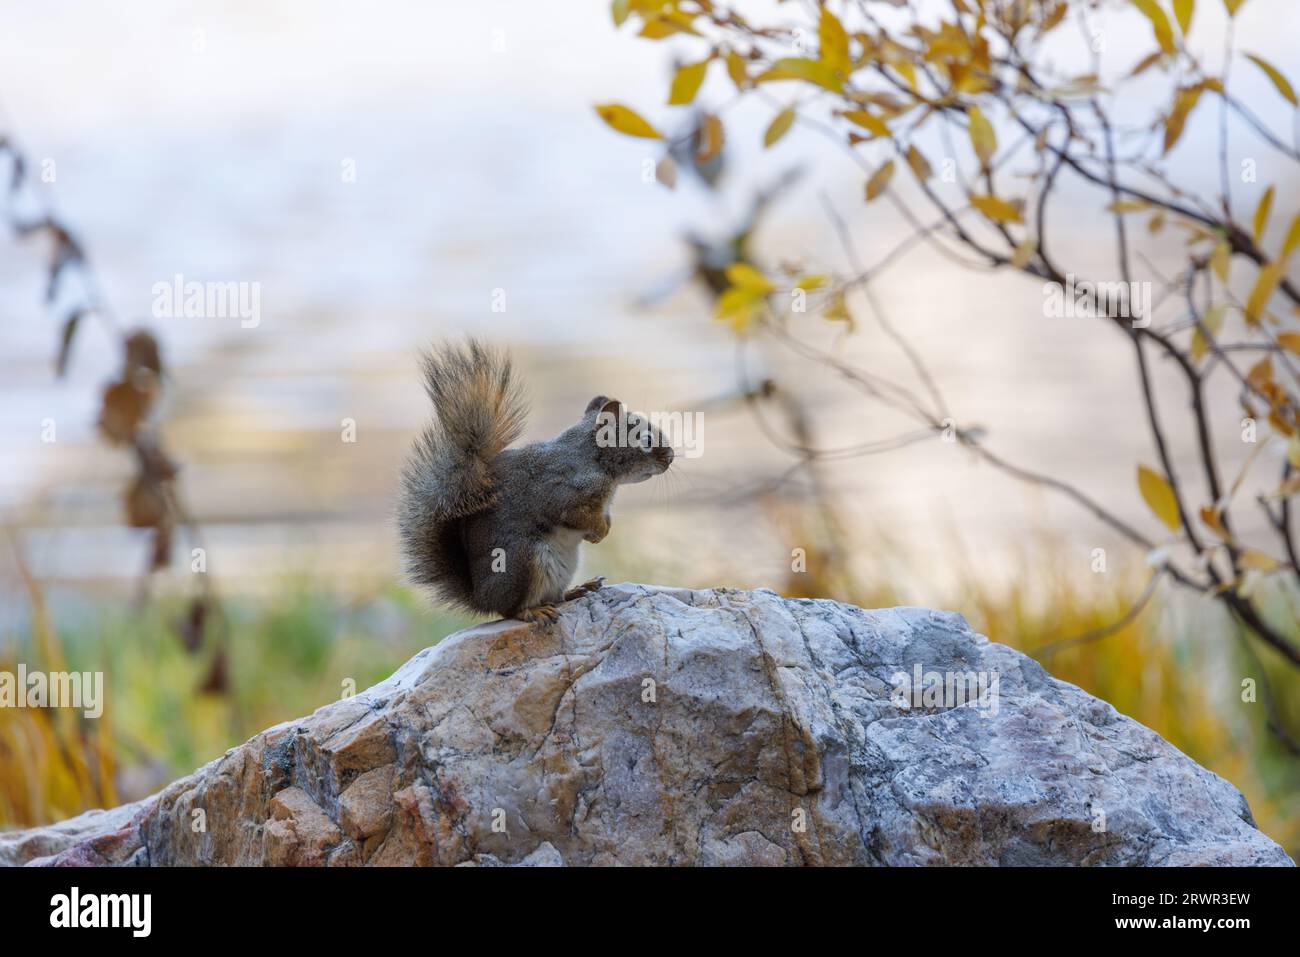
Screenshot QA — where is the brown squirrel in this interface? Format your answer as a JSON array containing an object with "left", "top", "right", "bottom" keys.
[{"left": 398, "top": 340, "right": 673, "bottom": 622}]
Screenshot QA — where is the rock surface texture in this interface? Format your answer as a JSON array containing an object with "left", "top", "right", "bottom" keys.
[{"left": 1, "top": 584, "right": 1291, "bottom": 866}]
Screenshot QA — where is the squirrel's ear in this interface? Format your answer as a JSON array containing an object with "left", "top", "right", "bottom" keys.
[
  {"left": 590, "top": 397, "right": 623, "bottom": 427},
  {"left": 587, "top": 395, "right": 623, "bottom": 416}
]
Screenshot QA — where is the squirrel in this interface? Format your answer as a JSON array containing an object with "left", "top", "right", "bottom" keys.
[{"left": 398, "top": 339, "right": 673, "bottom": 623}]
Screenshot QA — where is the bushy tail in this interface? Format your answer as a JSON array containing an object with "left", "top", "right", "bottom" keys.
[{"left": 398, "top": 339, "right": 526, "bottom": 606}]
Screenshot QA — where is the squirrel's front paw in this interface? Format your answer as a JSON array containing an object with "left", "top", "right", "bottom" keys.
[
  {"left": 585, "top": 511, "right": 611, "bottom": 543},
  {"left": 563, "top": 577, "right": 604, "bottom": 601},
  {"left": 516, "top": 603, "right": 559, "bottom": 625}
]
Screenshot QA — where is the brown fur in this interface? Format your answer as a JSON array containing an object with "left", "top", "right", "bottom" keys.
[{"left": 397, "top": 340, "right": 671, "bottom": 619}]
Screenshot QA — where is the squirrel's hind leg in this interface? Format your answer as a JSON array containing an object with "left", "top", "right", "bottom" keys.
[
  {"left": 516, "top": 578, "right": 602, "bottom": 623},
  {"left": 516, "top": 603, "right": 560, "bottom": 624},
  {"left": 563, "top": 577, "right": 604, "bottom": 601}
]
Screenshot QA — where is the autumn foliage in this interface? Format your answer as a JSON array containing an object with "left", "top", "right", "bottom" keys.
[{"left": 598, "top": 1, "right": 1300, "bottom": 709}]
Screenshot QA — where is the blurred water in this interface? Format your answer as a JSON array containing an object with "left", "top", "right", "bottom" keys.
[{"left": 2, "top": 0, "right": 1299, "bottom": 607}]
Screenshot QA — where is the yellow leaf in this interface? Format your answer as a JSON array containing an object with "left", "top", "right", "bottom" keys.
[
  {"left": 1106, "top": 199, "right": 1151, "bottom": 213},
  {"left": 755, "top": 57, "right": 845, "bottom": 93},
  {"left": 611, "top": 0, "right": 631, "bottom": 27},
  {"left": 859, "top": 91, "right": 905, "bottom": 113},
  {"left": 1132, "top": 0, "right": 1176, "bottom": 55},
  {"left": 696, "top": 113, "right": 724, "bottom": 162},
  {"left": 715, "top": 266, "right": 773, "bottom": 333},
  {"left": 1274, "top": 474, "right": 1300, "bottom": 498},
  {"left": 1199, "top": 505, "right": 1229, "bottom": 540},
  {"left": 725, "top": 50, "right": 748, "bottom": 90},
  {"left": 669, "top": 59, "right": 710, "bottom": 106},
  {"left": 1284, "top": 214, "right": 1300, "bottom": 257},
  {"left": 1173, "top": 0, "right": 1195, "bottom": 34},
  {"left": 823, "top": 291, "right": 853, "bottom": 328},
  {"left": 968, "top": 105, "right": 996, "bottom": 168},
  {"left": 1277, "top": 331, "right": 1300, "bottom": 355},
  {"left": 1239, "top": 549, "right": 1279, "bottom": 573},
  {"left": 891, "top": 58, "right": 918, "bottom": 90},
  {"left": 906, "top": 144, "right": 933, "bottom": 181},
  {"left": 796, "top": 274, "right": 829, "bottom": 291},
  {"left": 1011, "top": 239, "right": 1037, "bottom": 269},
  {"left": 842, "top": 110, "right": 890, "bottom": 138},
  {"left": 638, "top": 20, "right": 676, "bottom": 39},
  {"left": 1246, "top": 355, "right": 1273, "bottom": 391},
  {"left": 1163, "top": 86, "right": 1201, "bottom": 154},
  {"left": 1138, "top": 464, "right": 1182, "bottom": 531},
  {"left": 865, "top": 160, "right": 895, "bottom": 201},
  {"left": 970, "top": 193, "right": 1023, "bottom": 223},
  {"left": 818, "top": 7, "right": 851, "bottom": 75},
  {"left": 1039, "top": 2, "right": 1068, "bottom": 34},
  {"left": 1253, "top": 185, "right": 1274, "bottom": 243},
  {"left": 725, "top": 262, "right": 774, "bottom": 294},
  {"left": 1224, "top": 0, "right": 1248, "bottom": 16},
  {"left": 764, "top": 108, "right": 796, "bottom": 148},
  {"left": 1130, "top": 51, "right": 1164, "bottom": 77},
  {"left": 1244, "top": 53, "right": 1298, "bottom": 106},
  {"left": 714, "top": 287, "right": 761, "bottom": 332},
  {"left": 1211, "top": 241, "right": 1231, "bottom": 282},
  {"left": 594, "top": 103, "right": 663, "bottom": 139},
  {"left": 1245, "top": 260, "right": 1284, "bottom": 324},
  {"left": 1192, "top": 302, "right": 1226, "bottom": 362},
  {"left": 639, "top": 13, "right": 700, "bottom": 39}
]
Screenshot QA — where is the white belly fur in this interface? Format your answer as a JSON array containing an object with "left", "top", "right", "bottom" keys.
[{"left": 525, "top": 527, "right": 584, "bottom": 607}]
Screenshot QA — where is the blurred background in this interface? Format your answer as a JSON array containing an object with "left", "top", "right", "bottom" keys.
[{"left": 1, "top": 0, "right": 1297, "bottom": 854}]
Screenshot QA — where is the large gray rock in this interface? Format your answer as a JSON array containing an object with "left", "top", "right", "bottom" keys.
[{"left": 1, "top": 584, "right": 1291, "bottom": 866}]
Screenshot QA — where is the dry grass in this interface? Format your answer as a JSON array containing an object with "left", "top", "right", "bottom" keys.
[{"left": 0, "top": 546, "right": 116, "bottom": 826}]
